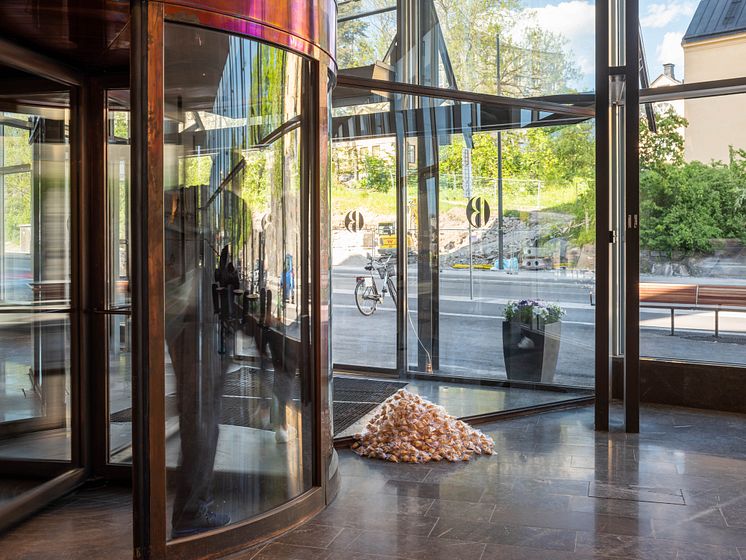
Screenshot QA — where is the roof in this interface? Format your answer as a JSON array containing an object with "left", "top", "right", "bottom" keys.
[{"left": 683, "top": 0, "right": 746, "bottom": 43}]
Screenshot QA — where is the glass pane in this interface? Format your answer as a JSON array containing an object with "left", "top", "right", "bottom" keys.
[
  {"left": 106, "top": 93, "right": 132, "bottom": 464},
  {"left": 338, "top": 3, "right": 397, "bottom": 70},
  {"left": 331, "top": 135, "right": 397, "bottom": 370},
  {"left": 164, "top": 24, "right": 313, "bottom": 538},
  {"left": 417, "top": 124, "right": 596, "bottom": 388},
  {"left": 337, "top": 0, "right": 596, "bottom": 96},
  {"left": 639, "top": 0, "right": 746, "bottom": 89},
  {"left": 639, "top": 95, "right": 746, "bottom": 365},
  {"left": 330, "top": 86, "right": 594, "bottom": 435},
  {"left": 406, "top": 123, "right": 596, "bottom": 388},
  {"left": 0, "top": 98, "right": 72, "bottom": 462}
]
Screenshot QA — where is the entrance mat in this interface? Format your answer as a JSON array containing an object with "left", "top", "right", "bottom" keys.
[
  {"left": 332, "top": 377, "right": 408, "bottom": 436},
  {"left": 110, "top": 370, "right": 406, "bottom": 437}
]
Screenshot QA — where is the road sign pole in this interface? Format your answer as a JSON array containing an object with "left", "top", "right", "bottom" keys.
[
  {"left": 469, "top": 222, "right": 474, "bottom": 300},
  {"left": 498, "top": 133, "right": 504, "bottom": 270},
  {"left": 497, "top": 36, "right": 504, "bottom": 270}
]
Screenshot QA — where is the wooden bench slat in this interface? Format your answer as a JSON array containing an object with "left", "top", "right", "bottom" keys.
[
  {"left": 698, "top": 285, "right": 746, "bottom": 307},
  {"left": 639, "top": 283, "right": 697, "bottom": 304}
]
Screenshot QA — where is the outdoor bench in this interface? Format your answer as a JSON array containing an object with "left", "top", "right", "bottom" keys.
[{"left": 640, "top": 282, "right": 746, "bottom": 336}]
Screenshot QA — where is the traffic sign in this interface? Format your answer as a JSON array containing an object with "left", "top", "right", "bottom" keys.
[
  {"left": 466, "top": 196, "right": 490, "bottom": 228},
  {"left": 344, "top": 210, "right": 365, "bottom": 232}
]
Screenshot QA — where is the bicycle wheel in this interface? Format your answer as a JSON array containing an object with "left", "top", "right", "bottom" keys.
[{"left": 354, "top": 279, "right": 378, "bottom": 316}]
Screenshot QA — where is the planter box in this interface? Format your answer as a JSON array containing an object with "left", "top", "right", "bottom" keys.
[{"left": 502, "top": 320, "right": 561, "bottom": 383}]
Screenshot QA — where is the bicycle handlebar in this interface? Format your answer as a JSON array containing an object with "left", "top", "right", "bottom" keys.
[{"left": 369, "top": 253, "right": 393, "bottom": 266}]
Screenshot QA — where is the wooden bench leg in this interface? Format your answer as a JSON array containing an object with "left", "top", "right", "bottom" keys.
[
  {"left": 715, "top": 309, "right": 719, "bottom": 338},
  {"left": 670, "top": 308, "right": 675, "bottom": 336}
]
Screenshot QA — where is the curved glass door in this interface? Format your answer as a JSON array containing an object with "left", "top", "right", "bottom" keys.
[
  {"left": 163, "top": 22, "right": 314, "bottom": 539},
  {"left": 0, "top": 94, "right": 72, "bottom": 464}
]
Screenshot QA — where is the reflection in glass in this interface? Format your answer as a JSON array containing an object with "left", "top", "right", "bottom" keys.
[
  {"left": 331, "top": 136, "right": 397, "bottom": 369},
  {"left": 421, "top": 124, "right": 597, "bottom": 388},
  {"left": 0, "top": 98, "right": 72, "bottom": 461},
  {"left": 107, "top": 96, "right": 133, "bottom": 463},
  {"left": 330, "top": 86, "right": 595, "bottom": 435},
  {"left": 337, "top": 0, "right": 595, "bottom": 97},
  {"left": 639, "top": 96, "right": 746, "bottom": 365},
  {"left": 164, "top": 24, "right": 313, "bottom": 538}
]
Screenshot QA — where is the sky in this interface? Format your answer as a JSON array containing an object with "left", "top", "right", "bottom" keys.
[{"left": 515, "top": 0, "right": 700, "bottom": 91}]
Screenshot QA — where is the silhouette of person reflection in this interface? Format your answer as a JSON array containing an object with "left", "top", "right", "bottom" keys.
[
  {"left": 248, "top": 288, "right": 301, "bottom": 443},
  {"left": 164, "top": 187, "right": 230, "bottom": 538}
]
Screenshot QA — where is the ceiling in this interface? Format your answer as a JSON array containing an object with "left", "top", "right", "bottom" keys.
[{"left": 0, "top": 0, "right": 130, "bottom": 71}]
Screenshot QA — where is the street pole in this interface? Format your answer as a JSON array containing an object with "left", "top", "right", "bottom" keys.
[
  {"left": 496, "top": 36, "right": 505, "bottom": 270},
  {"left": 469, "top": 222, "right": 474, "bottom": 300}
]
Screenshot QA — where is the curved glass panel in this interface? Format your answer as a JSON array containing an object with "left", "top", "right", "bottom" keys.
[
  {"left": 0, "top": 97, "right": 72, "bottom": 462},
  {"left": 164, "top": 23, "right": 313, "bottom": 538}
]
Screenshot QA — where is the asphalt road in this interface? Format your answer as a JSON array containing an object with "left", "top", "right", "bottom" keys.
[{"left": 331, "top": 266, "right": 746, "bottom": 386}]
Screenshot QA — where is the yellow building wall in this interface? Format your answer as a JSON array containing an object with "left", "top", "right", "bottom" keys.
[{"left": 683, "top": 33, "right": 746, "bottom": 163}]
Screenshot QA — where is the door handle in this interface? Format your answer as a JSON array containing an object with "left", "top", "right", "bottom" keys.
[{"left": 92, "top": 306, "right": 131, "bottom": 316}]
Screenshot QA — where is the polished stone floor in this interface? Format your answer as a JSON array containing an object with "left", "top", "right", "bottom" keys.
[
  {"left": 236, "top": 404, "right": 746, "bottom": 560},
  {"left": 3, "top": 403, "right": 746, "bottom": 560},
  {"left": 0, "top": 482, "right": 132, "bottom": 560}
]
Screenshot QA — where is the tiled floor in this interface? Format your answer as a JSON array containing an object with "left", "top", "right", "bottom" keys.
[
  {"left": 4, "top": 403, "right": 746, "bottom": 560},
  {"left": 239, "top": 403, "right": 746, "bottom": 560},
  {"left": 0, "top": 483, "right": 132, "bottom": 560}
]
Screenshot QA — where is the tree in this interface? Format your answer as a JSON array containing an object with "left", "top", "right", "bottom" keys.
[
  {"left": 336, "top": 19, "right": 376, "bottom": 69},
  {"left": 434, "top": 0, "right": 581, "bottom": 95},
  {"left": 335, "top": 0, "right": 582, "bottom": 94},
  {"left": 640, "top": 151, "right": 746, "bottom": 254},
  {"left": 361, "top": 155, "right": 394, "bottom": 192},
  {"left": 640, "top": 107, "right": 687, "bottom": 171},
  {"left": 336, "top": 0, "right": 395, "bottom": 69}
]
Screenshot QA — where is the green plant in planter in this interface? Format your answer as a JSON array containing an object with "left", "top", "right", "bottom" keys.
[{"left": 504, "top": 299, "right": 565, "bottom": 326}]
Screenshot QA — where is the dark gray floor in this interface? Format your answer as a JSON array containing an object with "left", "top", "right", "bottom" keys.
[
  {"left": 239, "top": 403, "right": 746, "bottom": 560},
  {"left": 0, "top": 479, "right": 44, "bottom": 507},
  {"left": 4, "top": 403, "right": 746, "bottom": 560},
  {"left": 0, "top": 483, "right": 132, "bottom": 560}
]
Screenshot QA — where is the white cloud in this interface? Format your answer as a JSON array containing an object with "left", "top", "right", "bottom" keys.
[
  {"left": 641, "top": 1, "right": 697, "bottom": 28},
  {"left": 511, "top": 1, "right": 596, "bottom": 81},
  {"left": 656, "top": 31, "right": 685, "bottom": 73}
]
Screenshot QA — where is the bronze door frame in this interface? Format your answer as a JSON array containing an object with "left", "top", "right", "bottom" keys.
[
  {"left": 0, "top": 35, "right": 90, "bottom": 529},
  {"left": 129, "top": 2, "right": 338, "bottom": 558}
]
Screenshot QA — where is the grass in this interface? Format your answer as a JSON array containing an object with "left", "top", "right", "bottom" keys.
[{"left": 332, "top": 179, "right": 587, "bottom": 218}]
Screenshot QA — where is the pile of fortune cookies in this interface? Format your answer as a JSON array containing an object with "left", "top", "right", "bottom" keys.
[{"left": 352, "top": 389, "right": 495, "bottom": 463}]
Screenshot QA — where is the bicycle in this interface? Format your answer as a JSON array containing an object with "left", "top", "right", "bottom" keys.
[{"left": 354, "top": 253, "right": 397, "bottom": 316}]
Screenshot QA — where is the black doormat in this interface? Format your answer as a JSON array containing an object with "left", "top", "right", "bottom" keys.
[
  {"left": 331, "top": 377, "right": 407, "bottom": 436},
  {"left": 110, "top": 370, "right": 405, "bottom": 437}
]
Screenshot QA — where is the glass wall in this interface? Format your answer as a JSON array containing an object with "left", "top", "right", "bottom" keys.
[
  {"left": 337, "top": 0, "right": 596, "bottom": 97},
  {"left": 330, "top": 82, "right": 596, "bottom": 434},
  {"left": 639, "top": 94, "right": 746, "bottom": 365},
  {"left": 331, "top": 132, "right": 397, "bottom": 370},
  {"left": 409, "top": 125, "right": 596, "bottom": 388},
  {"left": 0, "top": 93, "right": 72, "bottom": 463},
  {"left": 163, "top": 24, "right": 313, "bottom": 538},
  {"left": 331, "top": 0, "right": 598, "bottom": 435}
]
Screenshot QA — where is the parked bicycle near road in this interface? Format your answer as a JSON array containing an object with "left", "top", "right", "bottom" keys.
[{"left": 354, "top": 253, "right": 397, "bottom": 315}]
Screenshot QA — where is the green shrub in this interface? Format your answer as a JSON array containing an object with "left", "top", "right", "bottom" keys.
[
  {"left": 640, "top": 151, "right": 746, "bottom": 254},
  {"left": 361, "top": 155, "right": 393, "bottom": 193}
]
